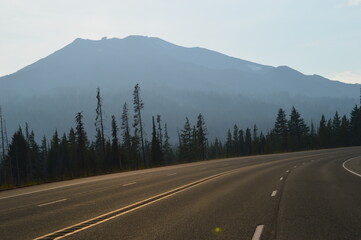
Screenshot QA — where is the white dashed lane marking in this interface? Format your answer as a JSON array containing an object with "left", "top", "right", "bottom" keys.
[
  {"left": 122, "top": 182, "right": 137, "bottom": 187},
  {"left": 37, "top": 199, "right": 67, "bottom": 207},
  {"left": 251, "top": 225, "right": 265, "bottom": 240}
]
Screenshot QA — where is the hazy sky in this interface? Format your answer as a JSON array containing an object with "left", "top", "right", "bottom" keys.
[{"left": 1, "top": 0, "right": 361, "bottom": 83}]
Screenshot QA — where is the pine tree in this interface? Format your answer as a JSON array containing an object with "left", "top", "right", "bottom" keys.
[
  {"left": 259, "top": 132, "right": 266, "bottom": 154},
  {"left": 350, "top": 105, "right": 361, "bottom": 145},
  {"left": 94, "top": 128, "right": 105, "bottom": 170},
  {"left": 309, "top": 121, "right": 317, "bottom": 148},
  {"left": 252, "top": 124, "right": 259, "bottom": 154},
  {"left": 95, "top": 88, "right": 105, "bottom": 155},
  {"left": 225, "top": 129, "right": 233, "bottom": 157},
  {"left": 39, "top": 136, "right": 48, "bottom": 180},
  {"left": 288, "top": 106, "right": 309, "bottom": 150},
  {"left": 75, "top": 112, "right": 88, "bottom": 175},
  {"left": 163, "top": 123, "right": 173, "bottom": 164},
  {"left": 151, "top": 116, "right": 162, "bottom": 166},
  {"left": 133, "top": 84, "right": 146, "bottom": 167},
  {"left": 68, "top": 128, "right": 77, "bottom": 176},
  {"left": 156, "top": 115, "right": 163, "bottom": 150},
  {"left": 212, "top": 137, "right": 223, "bottom": 158},
  {"left": 274, "top": 108, "right": 288, "bottom": 151},
  {"left": 318, "top": 115, "right": 328, "bottom": 148},
  {"left": 104, "top": 140, "right": 112, "bottom": 172},
  {"left": 196, "top": 113, "right": 208, "bottom": 160},
  {"left": 340, "top": 115, "right": 350, "bottom": 147},
  {"left": 121, "top": 102, "right": 132, "bottom": 168},
  {"left": 179, "top": 118, "right": 192, "bottom": 161},
  {"left": 326, "top": 119, "right": 333, "bottom": 147},
  {"left": 60, "top": 133, "right": 70, "bottom": 178},
  {"left": 244, "top": 128, "right": 252, "bottom": 155},
  {"left": 191, "top": 126, "right": 199, "bottom": 160},
  {"left": 332, "top": 111, "right": 341, "bottom": 146},
  {"left": 111, "top": 115, "right": 121, "bottom": 170},
  {"left": 233, "top": 124, "right": 239, "bottom": 156},
  {"left": 238, "top": 129, "right": 244, "bottom": 156},
  {"left": 7, "top": 128, "right": 28, "bottom": 186},
  {"left": 48, "top": 130, "right": 60, "bottom": 180}
]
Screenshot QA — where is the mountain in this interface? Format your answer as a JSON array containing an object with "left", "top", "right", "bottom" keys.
[{"left": 0, "top": 36, "right": 358, "bottom": 141}]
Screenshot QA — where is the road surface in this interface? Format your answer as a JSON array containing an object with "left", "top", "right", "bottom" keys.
[{"left": 0, "top": 147, "right": 361, "bottom": 240}]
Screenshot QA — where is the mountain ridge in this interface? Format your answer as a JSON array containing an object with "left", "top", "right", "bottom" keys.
[{"left": 0, "top": 35, "right": 358, "bottom": 141}]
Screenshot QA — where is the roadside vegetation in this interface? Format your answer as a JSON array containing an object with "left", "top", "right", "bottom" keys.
[{"left": 1, "top": 84, "right": 360, "bottom": 189}]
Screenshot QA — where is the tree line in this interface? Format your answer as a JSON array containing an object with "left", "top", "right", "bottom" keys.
[{"left": 1, "top": 85, "right": 361, "bottom": 188}]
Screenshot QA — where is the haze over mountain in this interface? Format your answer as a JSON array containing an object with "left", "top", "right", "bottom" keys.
[{"left": 0, "top": 36, "right": 358, "bottom": 141}]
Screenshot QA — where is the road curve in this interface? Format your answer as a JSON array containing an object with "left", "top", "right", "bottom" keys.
[{"left": 0, "top": 147, "right": 360, "bottom": 240}]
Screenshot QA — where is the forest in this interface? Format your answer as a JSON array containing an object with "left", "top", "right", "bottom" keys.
[{"left": 1, "top": 84, "right": 361, "bottom": 189}]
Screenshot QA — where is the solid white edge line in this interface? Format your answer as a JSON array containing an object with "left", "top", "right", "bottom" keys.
[
  {"left": 342, "top": 158, "right": 361, "bottom": 178},
  {"left": 37, "top": 199, "right": 67, "bottom": 207},
  {"left": 122, "top": 182, "right": 137, "bottom": 186},
  {"left": 271, "top": 190, "right": 277, "bottom": 197},
  {"left": 167, "top": 173, "right": 177, "bottom": 176},
  {"left": 252, "top": 225, "right": 265, "bottom": 240}
]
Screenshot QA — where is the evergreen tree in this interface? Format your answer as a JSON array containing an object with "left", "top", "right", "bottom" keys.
[
  {"left": 151, "top": 116, "right": 162, "bottom": 166},
  {"left": 104, "top": 140, "right": 112, "bottom": 172},
  {"left": 60, "top": 133, "right": 70, "bottom": 178},
  {"left": 244, "top": 128, "right": 252, "bottom": 155},
  {"left": 68, "top": 128, "right": 77, "bottom": 176},
  {"left": 24, "top": 123, "right": 33, "bottom": 182},
  {"left": 156, "top": 115, "right": 163, "bottom": 150},
  {"left": 179, "top": 118, "right": 192, "bottom": 161},
  {"left": 318, "top": 115, "right": 328, "bottom": 148},
  {"left": 340, "top": 115, "right": 350, "bottom": 147},
  {"left": 48, "top": 130, "right": 60, "bottom": 180},
  {"left": 259, "top": 132, "right": 266, "bottom": 154},
  {"left": 121, "top": 102, "right": 132, "bottom": 168},
  {"left": 325, "top": 119, "right": 333, "bottom": 147},
  {"left": 196, "top": 113, "right": 208, "bottom": 160},
  {"left": 288, "top": 106, "right": 309, "bottom": 150},
  {"left": 191, "top": 126, "right": 199, "bottom": 160},
  {"left": 75, "top": 112, "right": 88, "bottom": 175},
  {"left": 163, "top": 123, "right": 174, "bottom": 164},
  {"left": 309, "top": 121, "right": 317, "bottom": 148},
  {"left": 332, "top": 111, "right": 341, "bottom": 146},
  {"left": 133, "top": 84, "right": 146, "bottom": 167},
  {"left": 7, "top": 128, "right": 28, "bottom": 186},
  {"left": 238, "top": 129, "right": 244, "bottom": 156},
  {"left": 252, "top": 124, "right": 259, "bottom": 154},
  {"left": 39, "top": 136, "right": 48, "bottom": 180},
  {"left": 225, "top": 129, "right": 233, "bottom": 157},
  {"left": 350, "top": 105, "right": 361, "bottom": 145},
  {"left": 232, "top": 124, "right": 239, "bottom": 156},
  {"left": 274, "top": 108, "right": 288, "bottom": 151},
  {"left": 111, "top": 115, "right": 121, "bottom": 170},
  {"left": 95, "top": 88, "right": 105, "bottom": 155},
  {"left": 94, "top": 129, "right": 105, "bottom": 170},
  {"left": 212, "top": 138, "right": 223, "bottom": 158},
  {"left": 28, "top": 131, "right": 41, "bottom": 182}
]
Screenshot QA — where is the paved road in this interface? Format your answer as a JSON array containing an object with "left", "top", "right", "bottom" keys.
[{"left": 0, "top": 147, "right": 361, "bottom": 240}]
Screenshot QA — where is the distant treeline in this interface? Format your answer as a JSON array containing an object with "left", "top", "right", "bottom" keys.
[{"left": 1, "top": 84, "right": 361, "bottom": 188}]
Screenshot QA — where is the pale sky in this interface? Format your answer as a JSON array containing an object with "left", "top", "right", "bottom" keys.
[{"left": 1, "top": 0, "right": 361, "bottom": 83}]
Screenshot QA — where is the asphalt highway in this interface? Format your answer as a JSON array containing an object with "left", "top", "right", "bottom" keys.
[{"left": 0, "top": 147, "right": 361, "bottom": 240}]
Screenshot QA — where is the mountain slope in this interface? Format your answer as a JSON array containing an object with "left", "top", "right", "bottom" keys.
[{"left": 0, "top": 36, "right": 358, "bottom": 140}]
